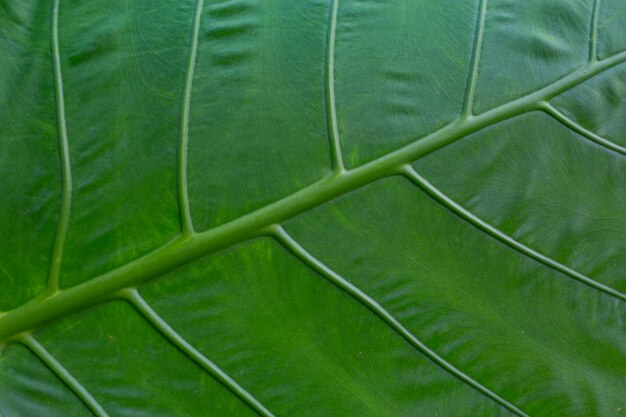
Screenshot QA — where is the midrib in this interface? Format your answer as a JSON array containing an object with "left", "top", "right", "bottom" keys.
[{"left": 1, "top": 48, "right": 626, "bottom": 343}]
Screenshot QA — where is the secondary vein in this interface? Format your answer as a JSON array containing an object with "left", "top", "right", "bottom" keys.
[
  {"left": 48, "top": 0, "right": 72, "bottom": 294},
  {"left": 21, "top": 335, "right": 109, "bottom": 417},
  {"left": 589, "top": 0, "right": 601, "bottom": 63},
  {"left": 462, "top": 0, "right": 488, "bottom": 118},
  {"left": 402, "top": 165, "right": 626, "bottom": 302},
  {"left": 539, "top": 101, "right": 626, "bottom": 156},
  {"left": 178, "top": 0, "right": 204, "bottom": 235},
  {"left": 122, "top": 289, "right": 276, "bottom": 417},
  {"left": 1, "top": 49, "right": 626, "bottom": 344},
  {"left": 325, "top": 0, "right": 344, "bottom": 173},
  {"left": 270, "top": 226, "right": 530, "bottom": 417}
]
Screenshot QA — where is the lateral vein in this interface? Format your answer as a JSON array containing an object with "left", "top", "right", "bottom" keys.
[
  {"left": 401, "top": 165, "right": 626, "bottom": 302},
  {"left": 178, "top": 0, "right": 204, "bottom": 235},
  {"left": 21, "top": 335, "right": 109, "bottom": 417},
  {"left": 1, "top": 49, "right": 626, "bottom": 343},
  {"left": 48, "top": 0, "right": 72, "bottom": 294},
  {"left": 462, "top": 0, "right": 488, "bottom": 118},
  {"left": 270, "top": 226, "right": 530, "bottom": 417},
  {"left": 325, "top": 0, "right": 344, "bottom": 173},
  {"left": 539, "top": 102, "right": 626, "bottom": 156},
  {"left": 589, "top": 0, "right": 601, "bottom": 63},
  {"left": 122, "top": 289, "right": 276, "bottom": 417}
]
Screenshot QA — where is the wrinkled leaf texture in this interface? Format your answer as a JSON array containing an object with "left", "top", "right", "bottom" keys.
[{"left": 1, "top": 0, "right": 626, "bottom": 416}]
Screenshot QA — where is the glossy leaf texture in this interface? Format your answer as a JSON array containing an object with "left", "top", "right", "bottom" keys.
[{"left": 1, "top": 0, "right": 625, "bottom": 416}]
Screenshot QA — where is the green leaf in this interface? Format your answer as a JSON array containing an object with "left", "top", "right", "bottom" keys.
[{"left": 1, "top": 0, "right": 625, "bottom": 416}]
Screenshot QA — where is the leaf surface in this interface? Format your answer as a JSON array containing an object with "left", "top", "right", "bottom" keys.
[{"left": 1, "top": 0, "right": 625, "bottom": 416}]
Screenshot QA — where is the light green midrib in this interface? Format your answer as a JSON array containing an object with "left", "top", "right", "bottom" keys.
[{"left": 1, "top": 50, "right": 625, "bottom": 344}]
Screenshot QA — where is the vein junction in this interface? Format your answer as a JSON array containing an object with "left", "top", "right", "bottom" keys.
[
  {"left": 1, "top": 48, "right": 626, "bottom": 345},
  {"left": 4, "top": 2, "right": 626, "bottom": 416}
]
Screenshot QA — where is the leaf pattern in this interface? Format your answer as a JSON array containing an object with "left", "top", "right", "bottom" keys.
[{"left": 1, "top": 0, "right": 625, "bottom": 415}]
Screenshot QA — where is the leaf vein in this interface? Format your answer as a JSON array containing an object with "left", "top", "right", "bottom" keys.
[
  {"left": 178, "top": 0, "right": 204, "bottom": 235},
  {"left": 401, "top": 165, "right": 626, "bottom": 302},
  {"left": 2, "top": 49, "right": 626, "bottom": 344},
  {"left": 21, "top": 335, "right": 108, "bottom": 417},
  {"left": 325, "top": 0, "right": 344, "bottom": 173},
  {"left": 589, "top": 0, "right": 601, "bottom": 63},
  {"left": 539, "top": 101, "right": 626, "bottom": 156},
  {"left": 48, "top": 0, "right": 72, "bottom": 294},
  {"left": 270, "top": 225, "right": 530, "bottom": 417},
  {"left": 121, "top": 289, "right": 276, "bottom": 417},
  {"left": 462, "top": 0, "right": 488, "bottom": 118}
]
